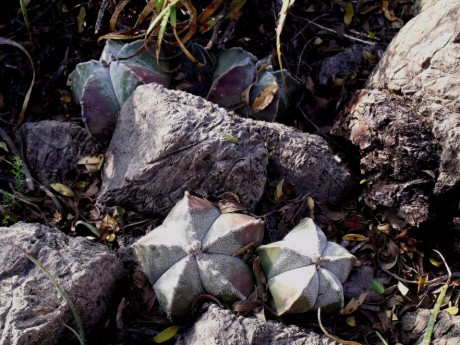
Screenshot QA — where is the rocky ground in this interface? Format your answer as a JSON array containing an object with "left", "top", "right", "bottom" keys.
[{"left": 1, "top": 0, "right": 460, "bottom": 344}]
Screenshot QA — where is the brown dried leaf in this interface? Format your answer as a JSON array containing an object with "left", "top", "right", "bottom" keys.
[
  {"left": 191, "top": 294, "right": 223, "bottom": 313},
  {"left": 342, "top": 292, "right": 367, "bottom": 315},
  {"left": 252, "top": 82, "right": 278, "bottom": 112}
]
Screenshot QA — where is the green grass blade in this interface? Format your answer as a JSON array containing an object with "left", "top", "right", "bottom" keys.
[
  {"left": 146, "top": 0, "right": 179, "bottom": 36},
  {"left": 17, "top": 247, "right": 86, "bottom": 344},
  {"left": 422, "top": 283, "right": 448, "bottom": 345}
]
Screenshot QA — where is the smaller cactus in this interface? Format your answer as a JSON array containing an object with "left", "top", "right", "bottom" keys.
[
  {"left": 68, "top": 40, "right": 170, "bottom": 144},
  {"left": 207, "top": 48, "right": 300, "bottom": 122},
  {"left": 257, "top": 218, "right": 355, "bottom": 315},
  {"left": 134, "top": 192, "right": 265, "bottom": 319}
]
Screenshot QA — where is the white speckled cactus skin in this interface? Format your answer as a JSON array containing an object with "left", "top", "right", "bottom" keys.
[
  {"left": 134, "top": 192, "right": 265, "bottom": 319},
  {"left": 257, "top": 218, "right": 356, "bottom": 315}
]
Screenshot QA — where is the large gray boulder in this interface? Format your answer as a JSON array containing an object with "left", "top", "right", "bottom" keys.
[
  {"left": 0, "top": 223, "right": 123, "bottom": 345},
  {"left": 16, "top": 120, "right": 100, "bottom": 187},
  {"left": 99, "top": 83, "right": 352, "bottom": 216},
  {"left": 175, "top": 304, "right": 338, "bottom": 345},
  {"left": 332, "top": 0, "right": 460, "bottom": 228}
]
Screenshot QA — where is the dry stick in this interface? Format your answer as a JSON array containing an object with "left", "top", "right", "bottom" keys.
[
  {"left": 297, "top": 17, "right": 376, "bottom": 46},
  {"left": 317, "top": 308, "right": 362, "bottom": 345}
]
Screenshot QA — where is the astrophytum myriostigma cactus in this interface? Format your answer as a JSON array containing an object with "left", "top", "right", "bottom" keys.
[
  {"left": 134, "top": 192, "right": 265, "bottom": 319},
  {"left": 68, "top": 39, "right": 170, "bottom": 143},
  {"left": 257, "top": 218, "right": 355, "bottom": 315},
  {"left": 206, "top": 47, "right": 300, "bottom": 122}
]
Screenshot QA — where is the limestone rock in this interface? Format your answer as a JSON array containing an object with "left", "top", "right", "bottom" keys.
[
  {"left": 0, "top": 222, "right": 123, "bottom": 345},
  {"left": 175, "top": 303, "right": 338, "bottom": 345},
  {"left": 332, "top": 0, "right": 460, "bottom": 228},
  {"left": 99, "top": 83, "right": 352, "bottom": 217},
  {"left": 367, "top": 0, "right": 460, "bottom": 197},
  {"left": 400, "top": 309, "right": 460, "bottom": 344},
  {"left": 16, "top": 120, "right": 100, "bottom": 187}
]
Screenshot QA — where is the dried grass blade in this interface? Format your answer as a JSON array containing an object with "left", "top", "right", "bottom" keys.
[
  {"left": 0, "top": 38, "right": 35, "bottom": 132},
  {"left": 110, "top": 0, "right": 132, "bottom": 32},
  {"left": 317, "top": 308, "right": 362, "bottom": 345},
  {"left": 276, "top": 0, "right": 295, "bottom": 88}
]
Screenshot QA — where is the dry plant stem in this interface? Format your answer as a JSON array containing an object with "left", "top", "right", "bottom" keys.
[
  {"left": 317, "top": 308, "right": 362, "bottom": 345},
  {"left": 0, "top": 38, "right": 36, "bottom": 132},
  {"left": 297, "top": 17, "right": 376, "bottom": 46}
]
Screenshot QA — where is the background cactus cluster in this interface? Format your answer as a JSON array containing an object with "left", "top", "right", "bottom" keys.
[
  {"left": 68, "top": 41, "right": 300, "bottom": 145},
  {"left": 134, "top": 192, "right": 355, "bottom": 319},
  {"left": 67, "top": 40, "right": 170, "bottom": 144}
]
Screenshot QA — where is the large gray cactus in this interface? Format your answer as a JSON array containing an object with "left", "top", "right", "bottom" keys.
[{"left": 134, "top": 192, "right": 265, "bottom": 319}]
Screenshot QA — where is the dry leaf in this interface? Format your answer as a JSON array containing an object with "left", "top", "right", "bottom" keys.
[
  {"left": 429, "top": 257, "right": 443, "bottom": 267},
  {"left": 275, "top": 178, "right": 284, "bottom": 202},
  {"left": 343, "top": 234, "right": 368, "bottom": 242},
  {"left": 153, "top": 325, "right": 180, "bottom": 343},
  {"left": 344, "top": 2, "right": 354, "bottom": 25},
  {"left": 397, "top": 282, "right": 409, "bottom": 296},
  {"left": 50, "top": 183, "right": 75, "bottom": 197},
  {"left": 346, "top": 316, "right": 357, "bottom": 326},
  {"left": 252, "top": 82, "right": 278, "bottom": 112},
  {"left": 342, "top": 292, "right": 367, "bottom": 315},
  {"left": 444, "top": 306, "right": 459, "bottom": 315},
  {"left": 77, "top": 6, "right": 86, "bottom": 33}
]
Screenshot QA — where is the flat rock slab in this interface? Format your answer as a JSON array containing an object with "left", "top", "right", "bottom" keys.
[
  {"left": 99, "top": 83, "right": 352, "bottom": 216},
  {"left": 175, "top": 304, "right": 338, "bottom": 345},
  {"left": 332, "top": 0, "right": 460, "bottom": 228},
  {"left": 400, "top": 309, "right": 460, "bottom": 344},
  {"left": 0, "top": 223, "right": 123, "bottom": 345},
  {"left": 16, "top": 120, "right": 100, "bottom": 187}
]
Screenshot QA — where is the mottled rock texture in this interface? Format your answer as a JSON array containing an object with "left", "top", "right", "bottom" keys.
[
  {"left": 0, "top": 222, "right": 123, "bottom": 345},
  {"left": 332, "top": 0, "right": 460, "bottom": 228},
  {"left": 99, "top": 83, "right": 352, "bottom": 217},
  {"left": 175, "top": 304, "right": 338, "bottom": 345},
  {"left": 400, "top": 309, "right": 460, "bottom": 344},
  {"left": 16, "top": 120, "right": 100, "bottom": 186}
]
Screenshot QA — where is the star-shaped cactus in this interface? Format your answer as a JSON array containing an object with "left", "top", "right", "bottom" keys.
[
  {"left": 134, "top": 192, "right": 265, "bottom": 318},
  {"left": 257, "top": 218, "right": 355, "bottom": 315}
]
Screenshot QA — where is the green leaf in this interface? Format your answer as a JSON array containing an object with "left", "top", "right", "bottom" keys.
[
  {"left": 153, "top": 325, "right": 180, "bottom": 343},
  {"left": 371, "top": 279, "right": 385, "bottom": 295},
  {"left": 224, "top": 134, "right": 239, "bottom": 145}
]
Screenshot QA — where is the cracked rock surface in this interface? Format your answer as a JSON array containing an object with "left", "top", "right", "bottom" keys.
[
  {"left": 0, "top": 222, "right": 123, "bottom": 345},
  {"left": 16, "top": 120, "right": 100, "bottom": 187},
  {"left": 332, "top": 0, "right": 460, "bottom": 229},
  {"left": 98, "top": 83, "right": 353, "bottom": 217},
  {"left": 175, "top": 303, "right": 338, "bottom": 345}
]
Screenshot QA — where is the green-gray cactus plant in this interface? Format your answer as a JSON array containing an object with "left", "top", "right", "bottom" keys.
[
  {"left": 257, "top": 218, "right": 355, "bottom": 315},
  {"left": 134, "top": 192, "right": 265, "bottom": 319},
  {"left": 68, "top": 39, "right": 170, "bottom": 144},
  {"left": 207, "top": 47, "right": 300, "bottom": 122}
]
